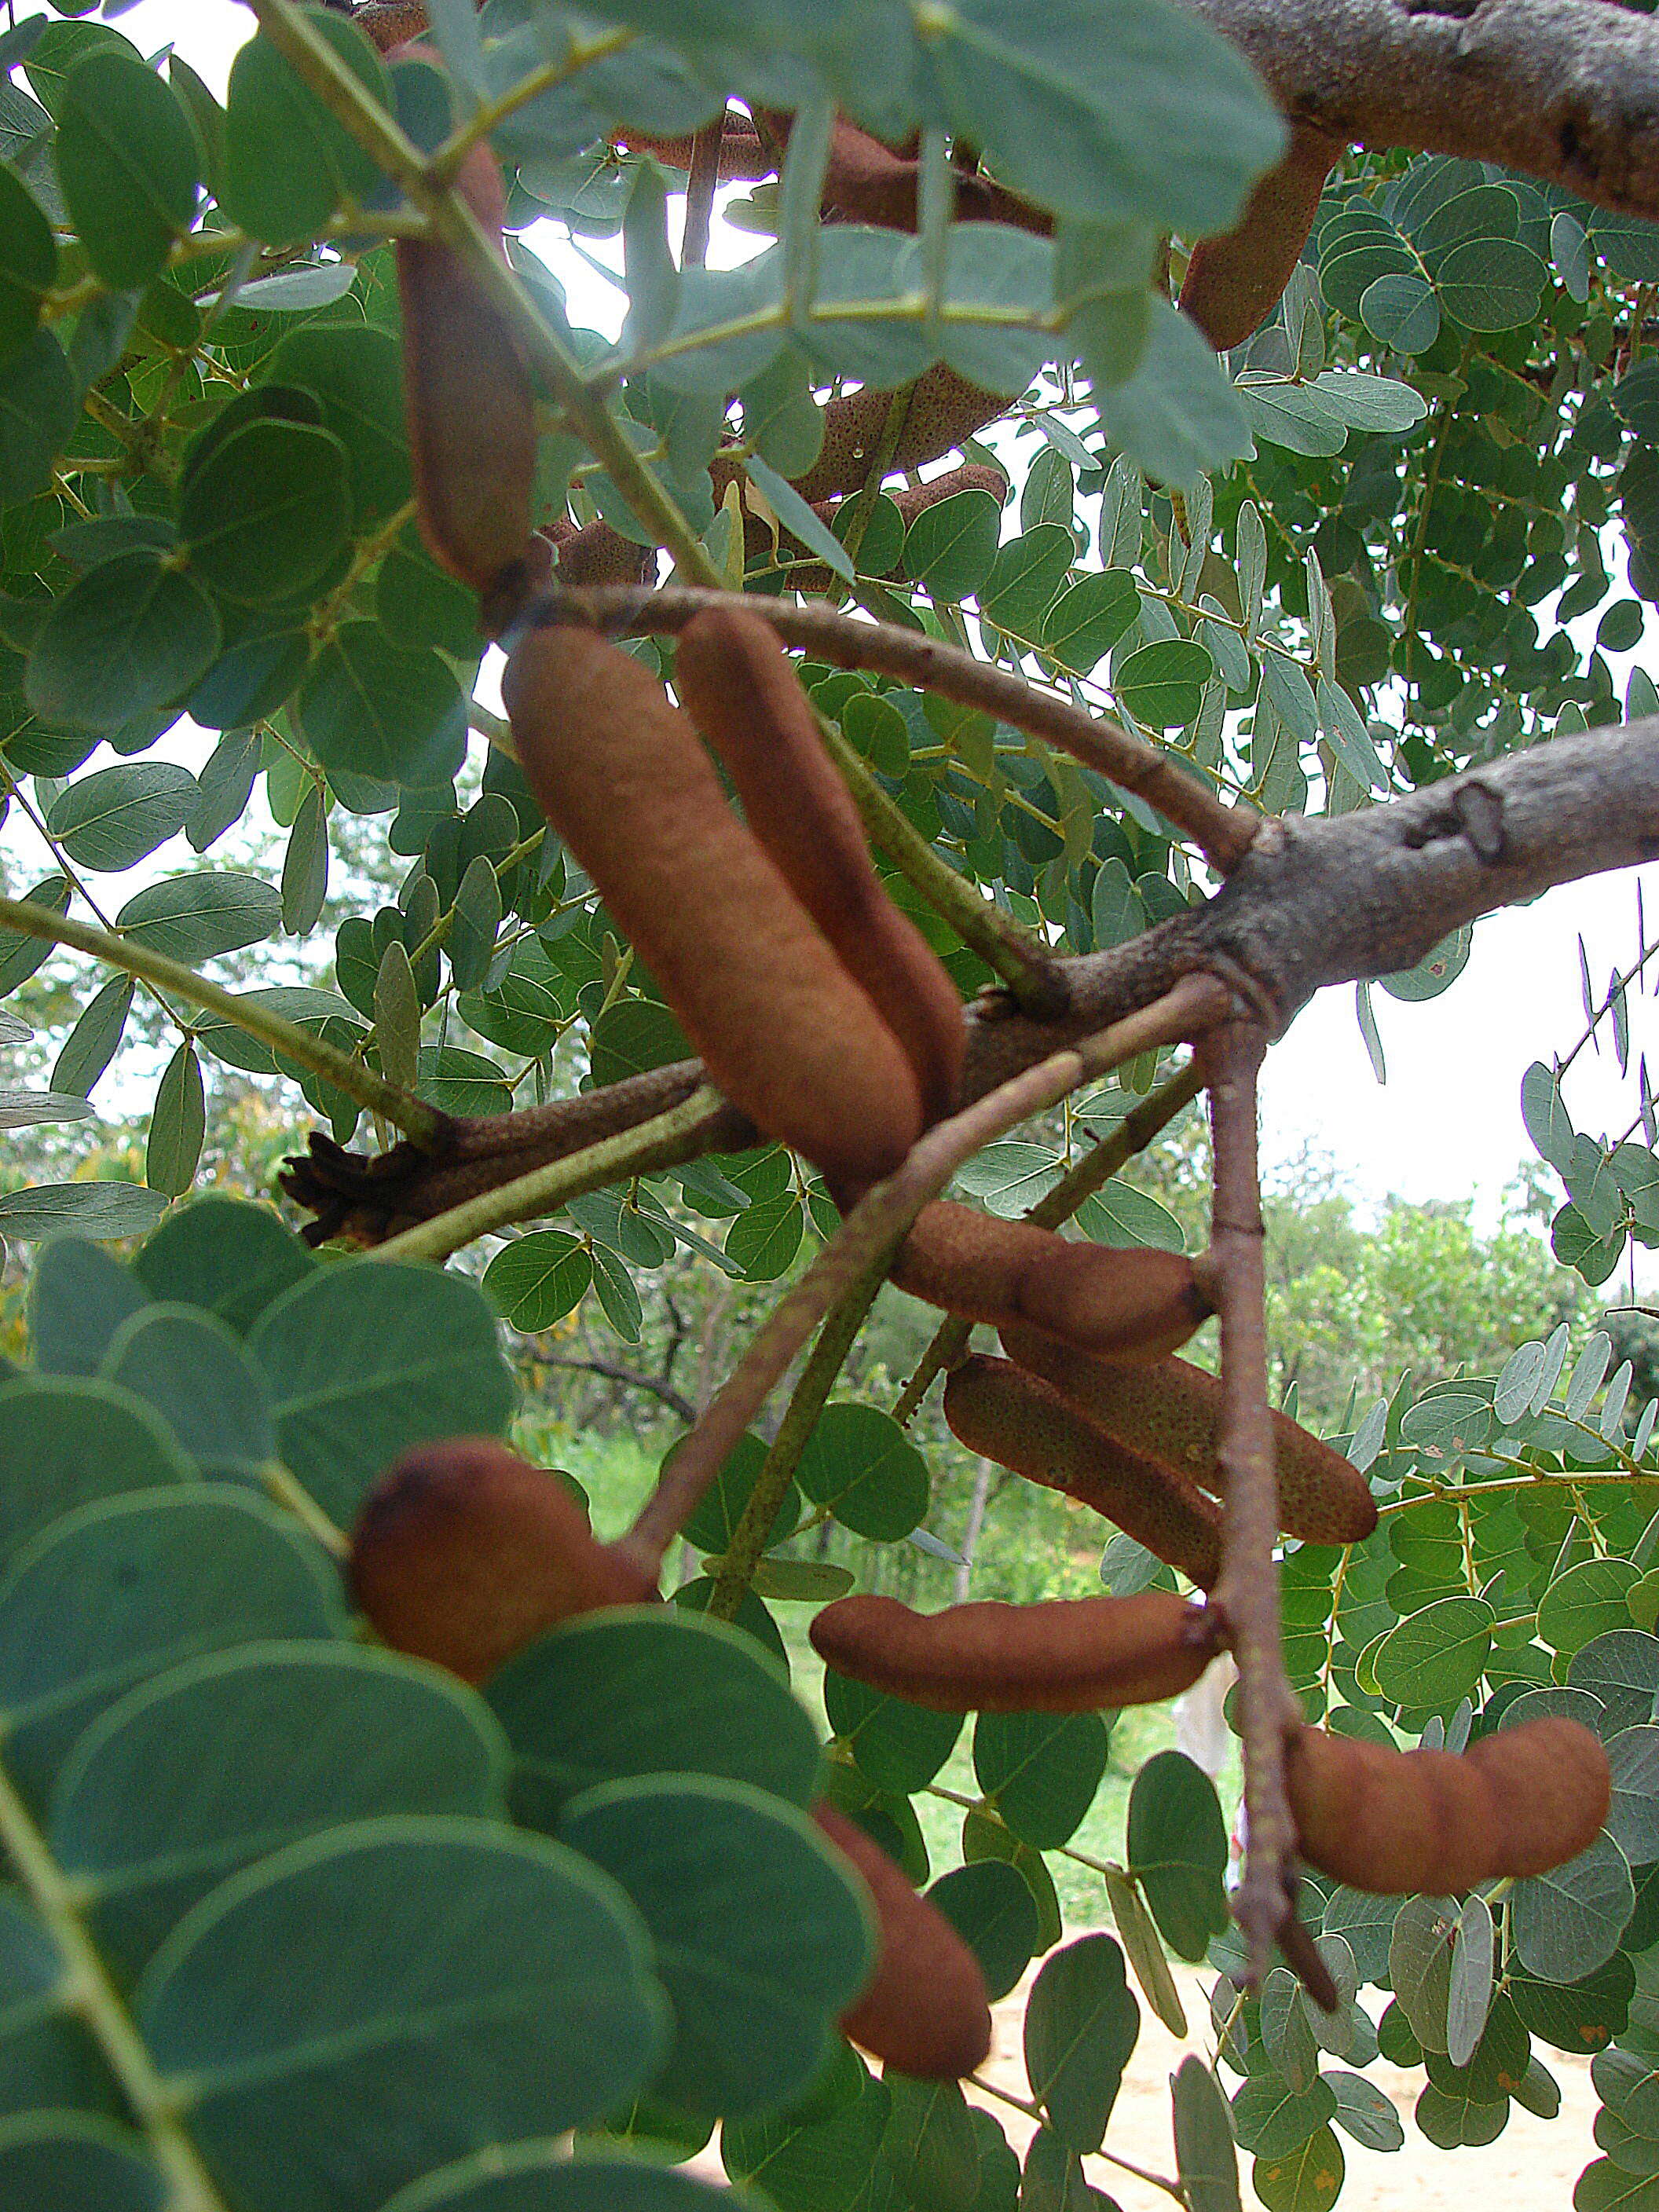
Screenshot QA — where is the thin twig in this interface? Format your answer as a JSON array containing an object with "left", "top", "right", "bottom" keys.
[
  {"left": 531, "top": 1350, "right": 697, "bottom": 1425},
  {"left": 681, "top": 113, "right": 724, "bottom": 269},
  {"left": 1203, "top": 1016, "right": 1298, "bottom": 1987},
  {"left": 706, "top": 1238, "right": 895, "bottom": 1620},
  {"left": 543, "top": 582, "right": 1260, "bottom": 874},
  {"left": 892, "top": 1055, "right": 1207, "bottom": 1423},
  {"left": 817, "top": 717, "right": 1068, "bottom": 1013},
  {"left": 619, "top": 975, "right": 1229, "bottom": 1575}
]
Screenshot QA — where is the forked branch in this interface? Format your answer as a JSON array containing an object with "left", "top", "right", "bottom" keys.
[{"left": 619, "top": 975, "right": 1230, "bottom": 1575}]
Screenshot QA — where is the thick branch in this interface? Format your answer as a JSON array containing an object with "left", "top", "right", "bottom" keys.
[
  {"left": 368, "top": 1086, "right": 741, "bottom": 1264},
  {"left": 961, "top": 712, "right": 1659, "bottom": 1088},
  {"left": 1181, "top": 0, "right": 1659, "bottom": 223},
  {"left": 281, "top": 716, "right": 1659, "bottom": 1251},
  {"left": 280, "top": 1060, "right": 734, "bottom": 1243}
]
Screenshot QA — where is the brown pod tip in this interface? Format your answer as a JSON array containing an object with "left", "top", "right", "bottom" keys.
[
  {"left": 348, "top": 1437, "right": 656, "bottom": 1683},
  {"left": 811, "top": 1590, "right": 1220, "bottom": 1714},
  {"left": 943, "top": 1353, "right": 1222, "bottom": 1588},
  {"left": 893, "top": 1200, "right": 1210, "bottom": 1363},
  {"left": 1179, "top": 121, "right": 1345, "bottom": 353},
  {"left": 396, "top": 134, "right": 536, "bottom": 600},
  {"left": 1286, "top": 1717, "right": 1611, "bottom": 1897},
  {"left": 675, "top": 606, "right": 965, "bottom": 1122},
  {"left": 814, "top": 1803, "right": 992, "bottom": 2078},
  {"left": 1000, "top": 1324, "right": 1378, "bottom": 1547},
  {"left": 503, "top": 622, "right": 924, "bottom": 1187}
]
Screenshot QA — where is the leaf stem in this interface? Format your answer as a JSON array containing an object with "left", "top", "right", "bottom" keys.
[
  {"left": 0, "top": 1760, "right": 232, "bottom": 2212},
  {"left": 0, "top": 897, "right": 439, "bottom": 1142}
]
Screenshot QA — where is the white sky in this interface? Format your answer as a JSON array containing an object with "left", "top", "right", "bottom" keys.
[{"left": 14, "top": 0, "right": 1657, "bottom": 1248}]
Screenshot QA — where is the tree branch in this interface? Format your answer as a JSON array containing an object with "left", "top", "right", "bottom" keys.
[
  {"left": 617, "top": 976, "right": 1230, "bottom": 1574},
  {"left": 1203, "top": 1017, "right": 1302, "bottom": 1990},
  {"left": 529, "top": 1350, "right": 697, "bottom": 1425},
  {"left": 364, "top": 1086, "right": 740, "bottom": 1264},
  {"left": 280, "top": 1060, "right": 741, "bottom": 1244},
  {"left": 540, "top": 583, "right": 1260, "bottom": 876},
  {"left": 954, "top": 712, "right": 1659, "bottom": 1094},
  {"left": 280, "top": 716, "right": 1659, "bottom": 1251},
  {"left": 1180, "top": 0, "right": 1659, "bottom": 224}
]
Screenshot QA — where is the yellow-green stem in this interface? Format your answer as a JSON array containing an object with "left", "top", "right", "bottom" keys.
[{"left": 0, "top": 896, "right": 438, "bottom": 1143}]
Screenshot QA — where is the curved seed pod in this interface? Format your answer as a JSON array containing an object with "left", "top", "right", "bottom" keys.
[
  {"left": 503, "top": 623, "right": 925, "bottom": 1185},
  {"left": 349, "top": 1437, "right": 657, "bottom": 1683},
  {"left": 811, "top": 1590, "right": 1219, "bottom": 1714},
  {"left": 1179, "top": 122, "right": 1344, "bottom": 353},
  {"left": 943, "top": 1355, "right": 1222, "bottom": 1588},
  {"left": 397, "top": 134, "right": 536, "bottom": 600},
  {"left": 1286, "top": 1718, "right": 1611, "bottom": 1895},
  {"left": 813, "top": 1803, "right": 992, "bottom": 2078},
  {"left": 866, "top": 463, "right": 1009, "bottom": 529},
  {"left": 1001, "top": 1324, "right": 1378, "bottom": 1546},
  {"left": 893, "top": 1199, "right": 1210, "bottom": 1361},
  {"left": 791, "top": 366, "right": 1010, "bottom": 506},
  {"left": 675, "top": 608, "right": 965, "bottom": 1121}
]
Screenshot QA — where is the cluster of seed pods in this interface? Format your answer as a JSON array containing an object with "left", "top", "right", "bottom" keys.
[{"left": 368, "top": 10, "right": 1613, "bottom": 2065}]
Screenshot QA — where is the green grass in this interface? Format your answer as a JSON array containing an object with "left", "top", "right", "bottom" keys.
[{"left": 512, "top": 1412, "right": 1239, "bottom": 1932}]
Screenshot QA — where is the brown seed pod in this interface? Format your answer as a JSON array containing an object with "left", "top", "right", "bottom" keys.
[
  {"left": 610, "top": 118, "right": 778, "bottom": 183},
  {"left": 892, "top": 1199, "right": 1211, "bottom": 1362},
  {"left": 396, "top": 134, "right": 536, "bottom": 600},
  {"left": 765, "top": 463, "right": 1010, "bottom": 594},
  {"left": 353, "top": 2, "right": 431, "bottom": 52},
  {"left": 675, "top": 608, "right": 965, "bottom": 1121},
  {"left": 1000, "top": 1324, "right": 1378, "bottom": 1547},
  {"left": 348, "top": 1437, "right": 657, "bottom": 1683},
  {"left": 1286, "top": 1718, "right": 1611, "bottom": 1895},
  {"left": 503, "top": 623, "right": 925, "bottom": 1186},
  {"left": 813, "top": 1802, "right": 992, "bottom": 2078},
  {"left": 1179, "top": 122, "right": 1345, "bottom": 353},
  {"left": 790, "top": 366, "right": 1011, "bottom": 506},
  {"left": 816, "top": 119, "right": 1052, "bottom": 237},
  {"left": 810, "top": 1589, "right": 1220, "bottom": 1713},
  {"left": 540, "top": 514, "right": 658, "bottom": 589},
  {"left": 943, "top": 1354, "right": 1223, "bottom": 1588}
]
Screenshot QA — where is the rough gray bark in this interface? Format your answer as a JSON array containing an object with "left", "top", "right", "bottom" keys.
[
  {"left": 1179, "top": 0, "right": 1659, "bottom": 222},
  {"left": 960, "top": 716, "right": 1659, "bottom": 1099},
  {"left": 284, "top": 683, "right": 1659, "bottom": 1244}
]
